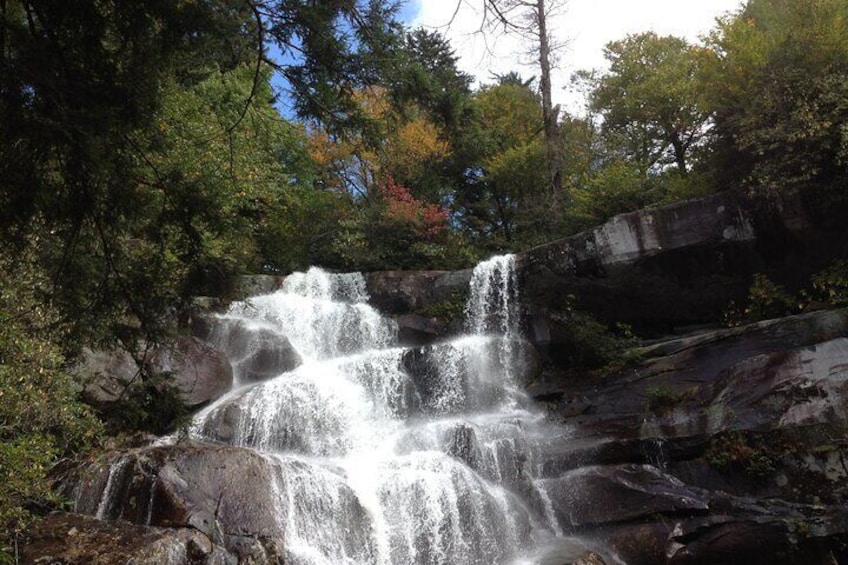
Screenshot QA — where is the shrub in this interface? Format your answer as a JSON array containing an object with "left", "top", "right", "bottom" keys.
[
  {"left": 724, "top": 273, "right": 800, "bottom": 326},
  {"left": 706, "top": 433, "right": 777, "bottom": 480},
  {"left": 811, "top": 260, "right": 848, "bottom": 306},
  {"left": 0, "top": 248, "right": 102, "bottom": 558},
  {"left": 645, "top": 385, "right": 683, "bottom": 415},
  {"left": 551, "top": 297, "right": 641, "bottom": 375}
]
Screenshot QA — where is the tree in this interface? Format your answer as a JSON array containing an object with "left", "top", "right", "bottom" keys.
[
  {"left": 587, "top": 32, "right": 711, "bottom": 174},
  {"left": 476, "top": 0, "right": 568, "bottom": 202},
  {"left": 456, "top": 80, "right": 548, "bottom": 248},
  {"left": 0, "top": 0, "right": 404, "bottom": 345},
  {"left": 259, "top": 0, "right": 404, "bottom": 133},
  {"left": 0, "top": 246, "right": 102, "bottom": 555},
  {"left": 305, "top": 86, "right": 473, "bottom": 270},
  {"left": 701, "top": 0, "right": 848, "bottom": 202},
  {"left": 390, "top": 29, "right": 476, "bottom": 135},
  {"left": 149, "top": 64, "right": 322, "bottom": 278}
]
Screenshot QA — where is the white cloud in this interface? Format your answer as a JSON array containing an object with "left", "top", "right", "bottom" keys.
[{"left": 409, "top": 0, "right": 743, "bottom": 113}]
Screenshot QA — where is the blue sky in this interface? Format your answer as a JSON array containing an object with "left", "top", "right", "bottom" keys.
[{"left": 271, "top": 0, "right": 742, "bottom": 117}]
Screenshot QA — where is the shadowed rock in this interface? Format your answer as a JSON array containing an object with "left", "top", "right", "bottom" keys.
[
  {"left": 208, "top": 319, "right": 302, "bottom": 384},
  {"left": 22, "top": 512, "right": 237, "bottom": 565},
  {"left": 77, "top": 338, "right": 233, "bottom": 408},
  {"left": 146, "top": 336, "right": 233, "bottom": 406}
]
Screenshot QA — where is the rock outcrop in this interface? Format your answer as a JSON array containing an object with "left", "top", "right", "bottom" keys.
[
  {"left": 532, "top": 309, "right": 848, "bottom": 563},
  {"left": 76, "top": 337, "right": 233, "bottom": 409},
  {"left": 519, "top": 190, "right": 848, "bottom": 338},
  {"left": 22, "top": 512, "right": 236, "bottom": 565}
]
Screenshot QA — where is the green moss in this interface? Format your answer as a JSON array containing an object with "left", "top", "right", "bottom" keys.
[
  {"left": 415, "top": 293, "right": 467, "bottom": 326},
  {"left": 645, "top": 385, "right": 683, "bottom": 415}
]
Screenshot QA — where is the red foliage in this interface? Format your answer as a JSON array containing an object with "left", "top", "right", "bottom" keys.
[{"left": 379, "top": 177, "right": 448, "bottom": 239}]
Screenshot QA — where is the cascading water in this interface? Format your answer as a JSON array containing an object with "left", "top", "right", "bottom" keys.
[
  {"left": 188, "top": 259, "right": 564, "bottom": 564},
  {"left": 81, "top": 259, "right": 576, "bottom": 564}
]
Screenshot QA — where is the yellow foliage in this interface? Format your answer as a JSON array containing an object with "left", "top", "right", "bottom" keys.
[
  {"left": 306, "top": 86, "right": 449, "bottom": 196},
  {"left": 385, "top": 118, "right": 450, "bottom": 181}
]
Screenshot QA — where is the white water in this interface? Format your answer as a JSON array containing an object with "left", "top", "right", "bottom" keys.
[{"left": 124, "top": 258, "right": 568, "bottom": 563}]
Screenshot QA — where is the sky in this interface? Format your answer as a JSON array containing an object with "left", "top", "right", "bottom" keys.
[{"left": 406, "top": 0, "right": 744, "bottom": 113}]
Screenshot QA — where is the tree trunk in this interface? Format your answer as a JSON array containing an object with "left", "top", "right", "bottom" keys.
[
  {"left": 535, "top": 0, "right": 562, "bottom": 207},
  {"left": 670, "top": 131, "right": 688, "bottom": 174}
]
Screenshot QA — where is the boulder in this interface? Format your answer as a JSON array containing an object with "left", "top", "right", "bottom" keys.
[
  {"left": 146, "top": 336, "right": 233, "bottom": 406},
  {"left": 393, "top": 313, "right": 449, "bottom": 346},
  {"left": 57, "top": 442, "right": 377, "bottom": 564},
  {"left": 22, "top": 512, "right": 236, "bottom": 565},
  {"left": 185, "top": 297, "right": 227, "bottom": 341},
  {"left": 233, "top": 275, "right": 284, "bottom": 300},
  {"left": 207, "top": 319, "right": 302, "bottom": 384},
  {"left": 76, "top": 337, "right": 233, "bottom": 409},
  {"left": 76, "top": 346, "right": 141, "bottom": 404}
]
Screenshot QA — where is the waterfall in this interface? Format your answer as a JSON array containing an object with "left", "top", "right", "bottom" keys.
[
  {"left": 191, "top": 257, "right": 559, "bottom": 564},
  {"left": 90, "top": 256, "right": 572, "bottom": 564},
  {"left": 466, "top": 254, "right": 520, "bottom": 339}
]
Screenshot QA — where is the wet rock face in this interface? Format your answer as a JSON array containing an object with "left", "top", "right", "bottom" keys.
[
  {"left": 60, "top": 443, "right": 284, "bottom": 546},
  {"left": 541, "top": 464, "right": 710, "bottom": 530},
  {"left": 710, "top": 337, "right": 848, "bottom": 429},
  {"left": 22, "top": 512, "right": 237, "bottom": 565},
  {"left": 209, "top": 320, "right": 302, "bottom": 383},
  {"left": 56, "top": 442, "right": 377, "bottom": 565},
  {"left": 532, "top": 309, "right": 848, "bottom": 563},
  {"left": 538, "top": 463, "right": 848, "bottom": 565},
  {"left": 401, "top": 338, "right": 541, "bottom": 414},
  {"left": 364, "top": 270, "right": 471, "bottom": 315},
  {"left": 534, "top": 309, "right": 848, "bottom": 445}
]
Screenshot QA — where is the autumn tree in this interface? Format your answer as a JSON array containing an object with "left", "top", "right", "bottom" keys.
[
  {"left": 305, "top": 86, "right": 472, "bottom": 270},
  {"left": 478, "top": 0, "right": 568, "bottom": 202},
  {"left": 463, "top": 80, "right": 547, "bottom": 247}
]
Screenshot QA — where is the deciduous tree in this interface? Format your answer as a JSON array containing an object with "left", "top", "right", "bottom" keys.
[
  {"left": 587, "top": 32, "right": 710, "bottom": 174},
  {"left": 701, "top": 0, "right": 848, "bottom": 202}
]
